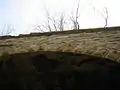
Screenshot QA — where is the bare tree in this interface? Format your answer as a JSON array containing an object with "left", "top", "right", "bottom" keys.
[
  {"left": 36, "top": 8, "right": 67, "bottom": 32},
  {"left": 50, "top": 16, "right": 58, "bottom": 31},
  {"left": 42, "top": 8, "right": 58, "bottom": 32},
  {"left": 70, "top": 0, "right": 80, "bottom": 30},
  {"left": 0, "top": 24, "right": 15, "bottom": 36},
  {"left": 48, "top": 13, "right": 66, "bottom": 31},
  {"left": 36, "top": 25, "right": 44, "bottom": 33},
  {"left": 93, "top": 6, "right": 108, "bottom": 28},
  {"left": 58, "top": 13, "right": 66, "bottom": 31},
  {"left": 44, "top": 8, "right": 52, "bottom": 32},
  {"left": 103, "top": 7, "right": 108, "bottom": 28}
]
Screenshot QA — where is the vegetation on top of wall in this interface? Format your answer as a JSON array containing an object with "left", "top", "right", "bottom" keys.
[{"left": 0, "top": 26, "right": 119, "bottom": 40}]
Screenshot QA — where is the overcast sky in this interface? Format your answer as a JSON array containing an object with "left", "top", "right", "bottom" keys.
[{"left": 0, "top": 0, "right": 120, "bottom": 35}]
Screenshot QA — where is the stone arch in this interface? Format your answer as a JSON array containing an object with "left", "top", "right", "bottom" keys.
[{"left": 0, "top": 51, "right": 120, "bottom": 90}]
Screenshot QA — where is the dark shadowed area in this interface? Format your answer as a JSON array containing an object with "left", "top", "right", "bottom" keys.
[{"left": 0, "top": 51, "right": 120, "bottom": 90}]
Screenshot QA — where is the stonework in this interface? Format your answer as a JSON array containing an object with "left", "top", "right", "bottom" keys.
[{"left": 0, "top": 26, "right": 120, "bottom": 61}]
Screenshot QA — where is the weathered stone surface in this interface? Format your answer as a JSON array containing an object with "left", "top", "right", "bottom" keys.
[{"left": 0, "top": 27, "right": 120, "bottom": 61}]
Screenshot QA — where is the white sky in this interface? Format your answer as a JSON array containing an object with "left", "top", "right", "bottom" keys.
[{"left": 0, "top": 0, "right": 120, "bottom": 35}]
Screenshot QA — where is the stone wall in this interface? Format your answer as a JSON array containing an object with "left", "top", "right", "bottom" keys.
[{"left": 0, "top": 26, "right": 120, "bottom": 61}]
